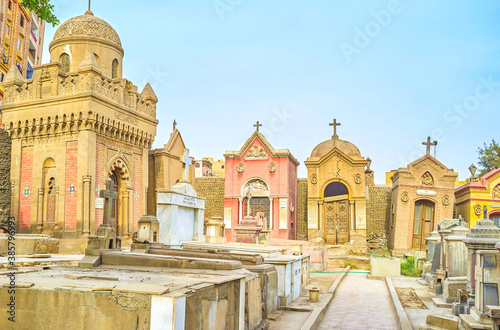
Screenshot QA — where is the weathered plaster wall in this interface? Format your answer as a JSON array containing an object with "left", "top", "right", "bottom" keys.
[{"left": 366, "top": 185, "right": 392, "bottom": 252}]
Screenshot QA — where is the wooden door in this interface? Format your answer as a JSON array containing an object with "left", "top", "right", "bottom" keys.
[
  {"left": 412, "top": 201, "right": 434, "bottom": 250},
  {"left": 325, "top": 200, "right": 349, "bottom": 244}
]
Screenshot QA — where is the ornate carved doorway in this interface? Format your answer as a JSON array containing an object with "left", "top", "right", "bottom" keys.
[
  {"left": 325, "top": 200, "right": 349, "bottom": 244},
  {"left": 323, "top": 181, "right": 350, "bottom": 245},
  {"left": 412, "top": 201, "right": 434, "bottom": 250}
]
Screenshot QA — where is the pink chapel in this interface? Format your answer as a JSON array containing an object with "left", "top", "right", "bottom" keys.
[{"left": 223, "top": 122, "right": 300, "bottom": 242}]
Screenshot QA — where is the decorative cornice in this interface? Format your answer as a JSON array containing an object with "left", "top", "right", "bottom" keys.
[
  {"left": 304, "top": 147, "right": 367, "bottom": 168},
  {"left": 2, "top": 110, "right": 154, "bottom": 149}
]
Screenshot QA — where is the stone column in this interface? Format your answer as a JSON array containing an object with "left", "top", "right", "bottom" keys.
[
  {"left": 238, "top": 197, "right": 243, "bottom": 224},
  {"left": 269, "top": 197, "right": 274, "bottom": 230},
  {"left": 350, "top": 200, "right": 355, "bottom": 232},
  {"left": 53, "top": 188, "right": 61, "bottom": 232},
  {"left": 36, "top": 188, "right": 44, "bottom": 232},
  {"left": 10, "top": 182, "right": 14, "bottom": 216},
  {"left": 318, "top": 201, "right": 324, "bottom": 231},
  {"left": 82, "top": 175, "right": 91, "bottom": 236},
  {"left": 122, "top": 191, "right": 129, "bottom": 238}
]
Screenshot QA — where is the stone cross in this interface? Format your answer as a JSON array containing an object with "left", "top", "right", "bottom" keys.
[
  {"left": 100, "top": 179, "right": 118, "bottom": 226},
  {"left": 254, "top": 121, "right": 262, "bottom": 132},
  {"left": 422, "top": 136, "right": 437, "bottom": 155},
  {"left": 330, "top": 119, "right": 341, "bottom": 138},
  {"left": 88, "top": 0, "right": 91, "bottom": 11},
  {"left": 173, "top": 119, "right": 177, "bottom": 131},
  {"left": 182, "top": 149, "right": 192, "bottom": 183}
]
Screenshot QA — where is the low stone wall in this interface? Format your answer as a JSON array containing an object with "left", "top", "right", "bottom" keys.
[
  {"left": 366, "top": 185, "right": 392, "bottom": 252},
  {"left": 0, "top": 128, "right": 11, "bottom": 228},
  {"left": 0, "top": 234, "right": 59, "bottom": 256},
  {"left": 195, "top": 177, "right": 225, "bottom": 220}
]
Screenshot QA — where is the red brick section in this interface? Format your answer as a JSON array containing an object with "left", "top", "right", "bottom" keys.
[
  {"left": 95, "top": 143, "right": 105, "bottom": 229},
  {"left": 64, "top": 141, "right": 78, "bottom": 230},
  {"left": 133, "top": 154, "right": 142, "bottom": 231},
  {"left": 19, "top": 146, "right": 33, "bottom": 228}
]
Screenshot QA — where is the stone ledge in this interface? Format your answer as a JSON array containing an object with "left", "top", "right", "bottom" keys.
[{"left": 386, "top": 277, "right": 412, "bottom": 330}]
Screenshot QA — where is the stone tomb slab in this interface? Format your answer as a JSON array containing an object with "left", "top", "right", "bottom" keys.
[{"left": 0, "top": 266, "right": 253, "bottom": 329}]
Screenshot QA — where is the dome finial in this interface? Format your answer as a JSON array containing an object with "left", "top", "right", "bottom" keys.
[{"left": 85, "top": 0, "right": 93, "bottom": 15}]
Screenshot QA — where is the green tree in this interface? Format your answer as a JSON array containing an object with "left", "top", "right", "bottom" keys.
[
  {"left": 478, "top": 140, "right": 500, "bottom": 176},
  {"left": 22, "top": 0, "right": 59, "bottom": 27}
]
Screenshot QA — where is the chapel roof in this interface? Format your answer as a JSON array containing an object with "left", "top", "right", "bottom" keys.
[
  {"left": 310, "top": 137, "right": 362, "bottom": 158},
  {"left": 51, "top": 10, "right": 122, "bottom": 48}
]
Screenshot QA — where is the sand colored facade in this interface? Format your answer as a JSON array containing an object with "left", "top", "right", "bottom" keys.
[
  {"left": 0, "top": 11, "right": 158, "bottom": 239},
  {"left": 147, "top": 129, "right": 195, "bottom": 216},
  {"left": 224, "top": 129, "right": 299, "bottom": 241},
  {"left": 389, "top": 154, "right": 457, "bottom": 252},
  {"left": 455, "top": 168, "right": 500, "bottom": 228},
  {"left": 305, "top": 131, "right": 369, "bottom": 244}
]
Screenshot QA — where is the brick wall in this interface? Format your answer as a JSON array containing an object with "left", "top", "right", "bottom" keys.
[
  {"left": 0, "top": 129, "right": 11, "bottom": 227},
  {"left": 195, "top": 177, "right": 225, "bottom": 221},
  {"left": 366, "top": 185, "right": 392, "bottom": 251},
  {"left": 64, "top": 141, "right": 78, "bottom": 230},
  {"left": 19, "top": 146, "right": 33, "bottom": 228},
  {"left": 95, "top": 143, "right": 105, "bottom": 229},
  {"left": 296, "top": 178, "right": 308, "bottom": 240},
  {"left": 133, "top": 154, "right": 142, "bottom": 231}
]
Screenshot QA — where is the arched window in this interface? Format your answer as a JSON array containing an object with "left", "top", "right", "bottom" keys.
[
  {"left": 324, "top": 182, "right": 348, "bottom": 198},
  {"left": 112, "top": 59, "right": 118, "bottom": 79},
  {"left": 60, "top": 53, "right": 70, "bottom": 73}
]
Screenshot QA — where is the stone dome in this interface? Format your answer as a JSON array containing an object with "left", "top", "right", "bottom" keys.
[
  {"left": 310, "top": 138, "right": 362, "bottom": 158},
  {"left": 52, "top": 10, "right": 122, "bottom": 47}
]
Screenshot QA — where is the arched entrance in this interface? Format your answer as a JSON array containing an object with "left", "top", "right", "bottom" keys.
[
  {"left": 412, "top": 200, "right": 435, "bottom": 250},
  {"left": 107, "top": 157, "right": 131, "bottom": 238},
  {"left": 323, "top": 181, "right": 349, "bottom": 244},
  {"left": 242, "top": 178, "right": 271, "bottom": 229}
]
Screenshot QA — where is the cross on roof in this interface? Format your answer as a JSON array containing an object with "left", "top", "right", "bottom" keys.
[
  {"left": 173, "top": 119, "right": 177, "bottom": 131},
  {"left": 88, "top": 0, "right": 91, "bottom": 11},
  {"left": 254, "top": 121, "right": 262, "bottom": 132},
  {"left": 422, "top": 136, "right": 438, "bottom": 156},
  {"left": 330, "top": 119, "right": 341, "bottom": 138},
  {"left": 182, "top": 148, "right": 192, "bottom": 183},
  {"left": 100, "top": 179, "right": 118, "bottom": 226}
]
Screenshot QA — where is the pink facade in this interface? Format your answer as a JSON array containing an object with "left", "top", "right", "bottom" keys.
[{"left": 223, "top": 131, "right": 299, "bottom": 242}]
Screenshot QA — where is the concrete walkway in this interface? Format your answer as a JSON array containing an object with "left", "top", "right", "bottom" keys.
[{"left": 318, "top": 273, "right": 399, "bottom": 329}]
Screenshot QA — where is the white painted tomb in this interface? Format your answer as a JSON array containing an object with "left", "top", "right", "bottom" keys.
[{"left": 156, "top": 149, "right": 205, "bottom": 246}]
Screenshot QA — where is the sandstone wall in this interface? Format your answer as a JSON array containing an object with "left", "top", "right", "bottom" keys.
[
  {"left": 366, "top": 185, "right": 392, "bottom": 252},
  {"left": 296, "top": 178, "right": 308, "bottom": 241},
  {"left": 195, "top": 177, "right": 225, "bottom": 220},
  {"left": 0, "top": 128, "right": 11, "bottom": 228}
]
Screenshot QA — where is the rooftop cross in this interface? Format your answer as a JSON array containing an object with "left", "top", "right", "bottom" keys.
[
  {"left": 173, "top": 119, "right": 177, "bottom": 131},
  {"left": 182, "top": 149, "right": 192, "bottom": 183},
  {"left": 99, "top": 179, "right": 118, "bottom": 226},
  {"left": 253, "top": 121, "right": 262, "bottom": 132},
  {"left": 329, "top": 119, "right": 341, "bottom": 139},
  {"left": 89, "top": 0, "right": 91, "bottom": 11},
  {"left": 422, "top": 136, "right": 438, "bottom": 155}
]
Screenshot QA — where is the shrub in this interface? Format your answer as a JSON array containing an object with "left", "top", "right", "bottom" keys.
[{"left": 401, "top": 256, "right": 422, "bottom": 277}]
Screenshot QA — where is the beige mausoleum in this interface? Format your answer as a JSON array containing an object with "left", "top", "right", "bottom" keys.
[
  {"left": 0, "top": 10, "right": 158, "bottom": 242},
  {"left": 305, "top": 120, "right": 370, "bottom": 244}
]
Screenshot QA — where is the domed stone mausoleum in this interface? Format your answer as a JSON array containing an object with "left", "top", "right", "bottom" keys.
[
  {"left": 0, "top": 10, "right": 158, "bottom": 248},
  {"left": 304, "top": 119, "right": 370, "bottom": 244}
]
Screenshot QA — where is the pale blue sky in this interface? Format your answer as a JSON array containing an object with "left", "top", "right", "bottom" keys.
[{"left": 43, "top": 1, "right": 500, "bottom": 183}]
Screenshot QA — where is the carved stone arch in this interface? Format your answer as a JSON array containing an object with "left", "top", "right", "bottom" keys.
[
  {"left": 420, "top": 172, "right": 434, "bottom": 186},
  {"left": 107, "top": 155, "right": 131, "bottom": 183},
  {"left": 241, "top": 177, "right": 270, "bottom": 197},
  {"left": 493, "top": 184, "right": 500, "bottom": 199}
]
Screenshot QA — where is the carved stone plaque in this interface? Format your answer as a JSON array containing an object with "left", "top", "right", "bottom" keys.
[{"left": 46, "top": 194, "right": 56, "bottom": 222}]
